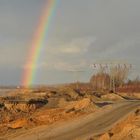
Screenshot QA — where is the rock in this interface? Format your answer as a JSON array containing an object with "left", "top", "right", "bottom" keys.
[
  {"left": 98, "top": 133, "right": 110, "bottom": 140},
  {"left": 8, "top": 118, "right": 28, "bottom": 129}
]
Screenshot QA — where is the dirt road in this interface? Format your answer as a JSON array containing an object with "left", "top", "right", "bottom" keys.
[{"left": 11, "top": 101, "right": 140, "bottom": 140}]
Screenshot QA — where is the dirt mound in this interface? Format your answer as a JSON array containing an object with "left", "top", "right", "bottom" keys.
[
  {"left": 4, "top": 102, "right": 36, "bottom": 112},
  {"left": 26, "top": 98, "right": 96, "bottom": 127},
  {"left": 101, "top": 93, "right": 124, "bottom": 101},
  {"left": 58, "top": 98, "right": 98, "bottom": 113},
  {"left": 30, "top": 108, "right": 83, "bottom": 127},
  {"left": 128, "top": 128, "right": 140, "bottom": 139},
  {"left": 92, "top": 108, "right": 140, "bottom": 140},
  {"left": 118, "top": 92, "right": 140, "bottom": 100},
  {"left": 57, "top": 87, "right": 79, "bottom": 100},
  {"left": 4, "top": 99, "right": 47, "bottom": 112},
  {"left": 58, "top": 98, "right": 68, "bottom": 108},
  {"left": 129, "top": 93, "right": 140, "bottom": 99},
  {"left": 98, "top": 133, "right": 110, "bottom": 140},
  {"left": 65, "top": 98, "right": 92, "bottom": 110},
  {"left": 84, "top": 94, "right": 101, "bottom": 102}
]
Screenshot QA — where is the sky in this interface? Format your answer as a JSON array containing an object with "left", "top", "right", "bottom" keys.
[{"left": 0, "top": 0, "right": 140, "bottom": 85}]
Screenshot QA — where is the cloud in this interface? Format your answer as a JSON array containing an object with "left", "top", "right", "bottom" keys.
[
  {"left": 0, "top": 45, "right": 27, "bottom": 67},
  {"left": 53, "top": 60, "right": 88, "bottom": 71},
  {"left": 23, "top": 59, "right": 89, "bottom": 72},
  {"left": 22, "top": 37, "right": 96, "bottom": 71},
  {"left": 103, "top": 38, "right": 140, "bottom": 55},
  {"left": 47, "top": 36, "right": 96, "bottom": 54}
]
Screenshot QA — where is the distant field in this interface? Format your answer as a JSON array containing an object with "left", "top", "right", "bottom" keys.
[{"left": 0, "top": 88, "right": 17, "bottom": 96}]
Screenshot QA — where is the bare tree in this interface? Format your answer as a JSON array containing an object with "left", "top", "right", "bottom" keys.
[
  {"left": 110, "top": 65, "right": 130, "bottom": 88},
  {"left": 90, "top": 64, "right": 131, "bottom": 92},
  {"left": 90, "top": 69, "right": 110, "bottom": 91}
]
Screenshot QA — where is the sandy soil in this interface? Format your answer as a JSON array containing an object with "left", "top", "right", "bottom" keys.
[{"left": 8, "top": 101, "right": 140, "bottom": 140}]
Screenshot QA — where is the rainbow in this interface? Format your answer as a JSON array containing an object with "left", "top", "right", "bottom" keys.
[{"left": 22, "top": 0, "right": 57, "bottom": 87}]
